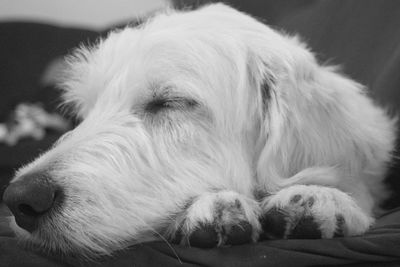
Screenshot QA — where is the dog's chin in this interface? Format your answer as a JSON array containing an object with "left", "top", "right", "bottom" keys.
[
  {"left": 10, "top": 215, "right": 160, "bottom": 262},
  {"left": 18, "top": 235, "right": 116, "bottom": 262},
  {"left": 9, "top": 216, "right": 114, "bottom": 261}
]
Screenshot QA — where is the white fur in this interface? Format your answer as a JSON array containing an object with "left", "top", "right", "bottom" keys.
[{"left": 9, "top": 3, "right": 396, "bottom": 258}]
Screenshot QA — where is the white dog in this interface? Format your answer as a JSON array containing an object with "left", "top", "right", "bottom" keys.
[{"left": 3, "top": 3, "right": 396, "bottom": 259}]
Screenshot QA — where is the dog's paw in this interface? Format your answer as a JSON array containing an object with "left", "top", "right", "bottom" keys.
[
  {"left": 260, "top": 185, "right": 374, "bottom": 239},
  {"left": 169, "top": 191, "right": 261, "bottom": 248}
]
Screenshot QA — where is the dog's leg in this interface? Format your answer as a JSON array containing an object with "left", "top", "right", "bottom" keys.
[
  {"left": 167, "top": 191, "right": 261, "bottom": 248},
  {"left": 259, "top": 184, "right": 374, "bottom": 239}
]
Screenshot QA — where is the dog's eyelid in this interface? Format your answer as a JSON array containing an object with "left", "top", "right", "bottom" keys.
[{"left": 144, "top": 97, "right": 199, "bottom": 113}]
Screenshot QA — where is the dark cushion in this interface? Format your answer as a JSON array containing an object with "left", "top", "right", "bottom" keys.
[
  {"left": 1, "top": 207, "right": 399, "bottom": 267},
  {"left": 0, "top": 22, "right": 100, "bottom": 120}
]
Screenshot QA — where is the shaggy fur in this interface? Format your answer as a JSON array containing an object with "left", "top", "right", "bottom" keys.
[{"left": 6, "top": 3, "right": 396, "bottom": 259}]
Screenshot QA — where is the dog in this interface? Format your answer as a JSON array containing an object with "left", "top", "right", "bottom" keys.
[{"left": 3, "top": 3, "right": 396, "bottom": 259}]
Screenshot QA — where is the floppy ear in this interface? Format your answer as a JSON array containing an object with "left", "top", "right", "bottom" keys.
[
  {"left": 57, "top": 44, "right": 102, "bottom": 119},
  {"left": 246, "top": 25, "right": 396, "bottom": 202}
]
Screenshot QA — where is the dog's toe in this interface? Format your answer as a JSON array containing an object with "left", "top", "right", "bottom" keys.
[
  {"left": 225, "top": 220, "right": 253, "bottom": 245},
  {"left": 185, "top": 220, "right": 253, "bottom": 248},
  {"left": 188, "top": 223, "right": 219, "bottom": 248}
]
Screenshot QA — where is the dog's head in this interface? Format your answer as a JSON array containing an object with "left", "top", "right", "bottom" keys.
[{"left": 2, "top": 3, "right": 394, "bottom": 258}]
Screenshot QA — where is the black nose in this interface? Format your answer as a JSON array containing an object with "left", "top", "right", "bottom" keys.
[{"left": 2, "top": 172, "right": 60, "bottom": 232}]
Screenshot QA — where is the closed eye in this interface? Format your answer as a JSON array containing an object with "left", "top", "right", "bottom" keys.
[{"left": 145, "top": 97, "right": 198, "bottom": 114}]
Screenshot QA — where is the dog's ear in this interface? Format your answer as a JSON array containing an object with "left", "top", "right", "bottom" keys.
[
  {"left": 57, "top": 44, "right": 101, "bottom": 119},
  {"left": 246, "top": 28, "right": 396, "bottom": 195}
]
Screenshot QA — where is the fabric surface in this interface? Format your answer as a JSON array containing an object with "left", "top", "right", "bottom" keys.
[
  {"left": 1, "top": 208, "right": 400, "bottom": 267},
  {"left": 1, "top": 0, "right": 400, "bottom": 266}
]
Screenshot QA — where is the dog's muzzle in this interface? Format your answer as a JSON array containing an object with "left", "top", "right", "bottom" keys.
[{"left": 3, "top": 172, "right": 61, "bottom": 232}]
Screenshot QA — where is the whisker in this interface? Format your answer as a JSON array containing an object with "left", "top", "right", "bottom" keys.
[{"left": 134, "top": 215, "right": 182, "bottom": 264}]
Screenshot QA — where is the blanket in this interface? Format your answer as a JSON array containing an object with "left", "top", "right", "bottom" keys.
[{"left": 1, "top": 207, "right": 399, "bottom": 266}]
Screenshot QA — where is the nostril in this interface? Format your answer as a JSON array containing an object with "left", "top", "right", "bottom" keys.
[
  {"left": 16, "top": 189, "right": 59, "bottom": 217},
  {"left": 18, "top": 203, "right": 47, "bottom": 217}
]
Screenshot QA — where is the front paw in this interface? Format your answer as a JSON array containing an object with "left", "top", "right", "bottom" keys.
[
  {"left": 260, "top": 185, "right": 374, "bottom": 239},
  {"left": 168, "top": 191, "right": 261, "bottom": 248}
]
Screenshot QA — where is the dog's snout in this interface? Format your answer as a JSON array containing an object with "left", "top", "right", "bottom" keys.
[{"left": 3, "top": 172, "right": 60, "bottom": 232}]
